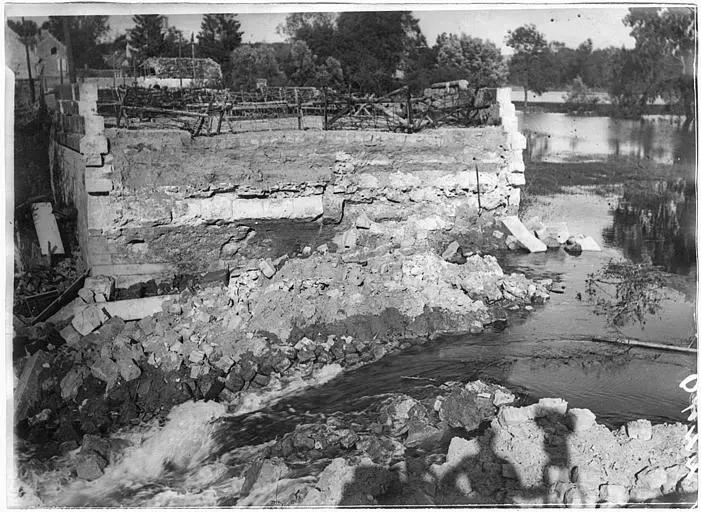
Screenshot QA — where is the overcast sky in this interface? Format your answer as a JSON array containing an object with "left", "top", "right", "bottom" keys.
[{"left": 15, "top": 6, "right": 636, "bottom": 52}]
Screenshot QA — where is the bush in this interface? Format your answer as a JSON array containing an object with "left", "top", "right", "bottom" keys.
[{"left": 563, "top": 76, "right": 601, "bottom": 113}]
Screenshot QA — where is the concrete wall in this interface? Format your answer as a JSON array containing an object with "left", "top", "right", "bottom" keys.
[{"left": 50, "top": 85, "right": 526, "bottom": 285}]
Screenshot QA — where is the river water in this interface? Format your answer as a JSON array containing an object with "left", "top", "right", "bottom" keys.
[{"left": 15, "top": 114, "right": 697, "bottom": 507}]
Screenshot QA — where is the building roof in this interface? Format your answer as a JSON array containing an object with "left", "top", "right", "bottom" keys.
[{"left": 140, "top": 57, "right": 222, "bottom": 80}]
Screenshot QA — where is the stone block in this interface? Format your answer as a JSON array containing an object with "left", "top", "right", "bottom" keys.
[
  {"left": 598, "top": 484, "right": 628, "bottom": 507},
  {"left": 446, "top": 436, "right": 480, "bottom": 466},
  {"left": 116, "top": 357, "right": 141, "bottom": 382},
  {"left": 507, "top": 171, "right": 526, "bottom": 187},
  {"left": 636, "top": 466, "right": 667, "bottom": 490},
  {"left": 571, "top": 466, "right": 603, "bottom": 489},
  {"left": 535, "top": 223, "right": 570, "bottom": 247},
  {"left": 341, "top": 228, "right": 358, "bottom": 249},
  {"left": 76, "top": 452, "right": 106, "bottom": 480},
  {"left": 90, "top": 356, "right": 119, "bottom": 388},
  {"left": 566, "top": 408, "right": 597, "bottom": 432},
  {"left": 501, "top": 216, "right": 547, "bottom": 253},
  {"left": 626, "top": 419, "right": 652, "bottom": 441},
  {"left": 259, "top": 259, "right": 276, "bottom": 279},
  {"left": 577, "top": 235, "right": 602, "bottom": 251},
  {"left": 59, "top": 323, "right": 82, "bottom": 345},
  {"left": 535, "top": 397, "right": 568, "bottom": 417},
  {"left": 85, "top": 177, "right": 113, "bottom": 194},
  {"left": 322, "top": 192, "right": 345, "bottom": 224},
  {"left": 72, "top": 305, "right": 108, "bottom": 336},
  {"left": 84, "top": 276, "right": 115, "bottom": 301},
  {"left": 545, "top": 465, "right": 571, "bottom": 485},
  {"left": 77, "top": 82, "right": 98, "bottom": 102},
  {"left": 497, "top": 405, "right": 535, "bottom": 426},
  {"left": 80, "top": 135, "right": 108, "bottom": 156},
  {"left": 83, "top": 114, "right": 105, "bottom": 135},
  {"left": 78, "top": 288, "right": 95, "bottom": 303}
]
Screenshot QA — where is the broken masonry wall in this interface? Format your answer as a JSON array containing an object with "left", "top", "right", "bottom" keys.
[
  {"left": 47, "top": 82, "right": 111, "bottom": 268},
  {"left": 49, "top": 86, "right": 526, "bottom": 285}
]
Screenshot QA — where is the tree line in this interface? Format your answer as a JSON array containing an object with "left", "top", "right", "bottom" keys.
[{"left": 8, "top": 8, "right": 696, "bottom": 127}]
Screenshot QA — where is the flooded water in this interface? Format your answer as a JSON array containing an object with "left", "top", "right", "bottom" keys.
[{"left": 520, "top": 112, "right": 695, "bottom": 165}]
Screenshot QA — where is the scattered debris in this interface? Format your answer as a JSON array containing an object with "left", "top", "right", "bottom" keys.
[{"left": 501, "top": 216, "right": 547, "bottom": 253}]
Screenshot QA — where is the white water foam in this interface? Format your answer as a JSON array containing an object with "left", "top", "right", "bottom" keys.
[{"left": 46, "top": 400, "right": 228, "bottom": 506}]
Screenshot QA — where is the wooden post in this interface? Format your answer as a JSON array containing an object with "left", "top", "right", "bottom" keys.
[
  {"left": 406, "top": 88, "right": 413, "bottom": 134},
  {"left": 191, "top": 33, "right": 196, "bottom": 84},
  {"left": 323, "top": 87, "right": 328, "bottom": 130},
  {"left": 296, "top": 89, "right": 302, "bottom": 130},
  {"left": 475, "top": 163, "right": 482, "bottom": 214}
]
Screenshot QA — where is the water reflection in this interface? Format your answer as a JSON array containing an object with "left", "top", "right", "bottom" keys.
[
  {"left": 519, "top": 112, "right": 695, "bottom": 165},
  {"left": 602, "top": 178, "right": 696, "bottom": 275}
]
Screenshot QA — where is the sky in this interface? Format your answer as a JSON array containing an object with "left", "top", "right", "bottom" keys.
[{"left": 13, "top": 6, "right": 636, "bottom": 52}]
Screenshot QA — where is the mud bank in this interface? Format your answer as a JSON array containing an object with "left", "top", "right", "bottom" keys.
[{"left": 15, "top": 381, "right": 696, "bottom": 507}]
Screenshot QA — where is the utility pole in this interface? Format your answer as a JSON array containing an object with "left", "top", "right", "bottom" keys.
[
  {"left": 61, "top": 17, "right": 76, "bottom": 84},
  {"left": 21, "top": 18, "right": 35, "bottom": 103},
  {"left": 191, "top": 32, "right": 195, "bottom": 84},
  {"left": 178, "top": 32, "right": 183, "bottom": 88}
]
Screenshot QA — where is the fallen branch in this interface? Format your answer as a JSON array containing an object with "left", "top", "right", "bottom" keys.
[{"left": 592, "top": 336, "right": 697, "bottom": 354}]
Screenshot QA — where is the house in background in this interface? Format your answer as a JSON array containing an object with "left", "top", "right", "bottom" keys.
[
  {"left": 6, "top": 25, "right": 68, "bottom": 91},
  {"left": 35, "top": 29, "right": 68, "bottom": 88},
  {"left": 138, "top": 57, "right": 222, "bottom": 88}
]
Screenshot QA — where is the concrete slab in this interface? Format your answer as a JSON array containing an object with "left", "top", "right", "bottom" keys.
[
  {"left": 501, "top": 216, "right": 547, "bottom": 253},
  {"left": 576, "top": 235, "right": 602, "bottom": 251},
  {"left": 31, "top": 202, "right": 65, "bottom": 255}
]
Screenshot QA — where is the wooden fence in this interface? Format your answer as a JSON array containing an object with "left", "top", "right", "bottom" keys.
[{"left": 97, "top": 84, "right": 501, "bottom": 136}]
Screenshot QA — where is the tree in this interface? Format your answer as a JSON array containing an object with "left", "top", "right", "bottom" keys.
[
  {"left": 623, "top": 7, "right": 696, "bottom": 130},
  {"left": 128, "top": 15, "right": 167, "bottom": 59},
  {"left": 505, "top": 24, "right": 549, "bottom": 107},
  {"left": 44, "top": 16, "right": 110, "bottom": 69},
  {"left": 334, "top": 11, "right": 427, "bottom": 94},
  {"left": 278, "top": 13, "right": 338, "bottom": 62},
  {"left": 8, "top": 18, "right": 38, "bottom": 102},
  {"left": 434, "top": 33, "right": 507, "bottom": 88},
  {"left": 608, "top": 47, "right": 660, "bottom": 118},
  {"left": 163, "top": 25, "right": 185, "bottom": 58},
  {"left": 283, "top": 40, "right": 317, "bottom": 86},
  {"left": 314, "top": 56, "right": 344, "bottom": 89},
  {"left": 563, "top": 76, "right": 601, "bottom": 113},
  {"left": 197, "top": 14, "right": 243, "bottom": 75},
  {"left": 228, "top": 44, "right": 286, "bottom": 90}
]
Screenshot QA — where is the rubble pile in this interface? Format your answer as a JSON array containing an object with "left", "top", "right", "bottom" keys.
[
  {"left": 14, "top": 246, "right": 552, "bottom": 478},
  {"left": 228, "top": 381, "right": 697, "bottom": 507}
]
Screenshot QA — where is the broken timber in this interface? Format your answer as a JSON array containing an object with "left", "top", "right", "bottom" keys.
[{"left": 31, "top": 270, "right": 90, "bottom": 324}]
